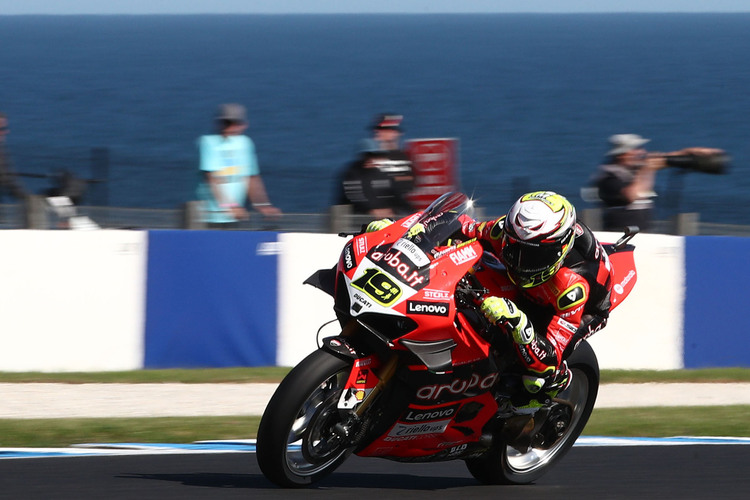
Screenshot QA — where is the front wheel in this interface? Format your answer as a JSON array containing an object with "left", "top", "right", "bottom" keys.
[
  {"left": 256, "top": 349, "right": 353, "bottom": 487},
  {"left": 466, "top": 340, "right": 600, "bottom": 485}
]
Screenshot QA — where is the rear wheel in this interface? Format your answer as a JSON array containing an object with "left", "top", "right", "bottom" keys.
[
  {"left": 256, "top": 349, "right": 353, "bottom": 487},
  {"left": 466, "top": 340, "right": 599, "bottom": 484}
]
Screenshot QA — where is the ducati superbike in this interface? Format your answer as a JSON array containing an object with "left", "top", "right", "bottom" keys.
[{"left": 257, "top": 192, "right": 638, "bottom": 487}]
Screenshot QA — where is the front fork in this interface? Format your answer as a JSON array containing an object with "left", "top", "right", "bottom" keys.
[{"left": 320, "top": 323, "right": 399, "bottom": 441}]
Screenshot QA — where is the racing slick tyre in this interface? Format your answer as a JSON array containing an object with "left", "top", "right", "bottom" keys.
[
  {"left": 465, "top": 340, "right": 600, "bottom": 485},
  {"left": 256, "top": 348, "right": 353, "bottom": 487}
]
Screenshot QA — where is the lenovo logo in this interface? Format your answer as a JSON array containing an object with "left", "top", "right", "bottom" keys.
[{"left": 407, "top": 300, "right": 449, "bottom": 316}]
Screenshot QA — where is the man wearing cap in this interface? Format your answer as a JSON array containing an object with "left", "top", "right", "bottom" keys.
[
  {"left": 336, "top": 138, "right": 400, "bottom": 217},
  {"left": 594, "top": 134, "right": 723, "bottom": 231},
  {"left": 593, "top": 134, "right": 662, "bottom": 231},
  {"left": 368, "top": 113, "right": 414, "bottom": 215},
  {"left": 196, "top": 103, "right": 281, "bottom": 228}
]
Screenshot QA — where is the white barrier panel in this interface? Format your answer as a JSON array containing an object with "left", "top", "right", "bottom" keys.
[
  {"left": 588, "top": 232, "right": 685, "bottom": 370},
  {"left": 277, "top": 233, "right": 349, "bottom": 366},
  {"left": 0, "top": 231, "right": 147, "bottom": 372},
  {"left": 277, "top": 232, "right": 685, "bottom": 370}
]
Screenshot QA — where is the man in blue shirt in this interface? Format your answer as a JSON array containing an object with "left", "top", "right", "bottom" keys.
[{"left": 197, "top": 103, "right": 281, "bottom": 227}]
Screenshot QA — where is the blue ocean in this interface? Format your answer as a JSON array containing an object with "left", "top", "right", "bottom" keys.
[{"left": 1, "top": 14, "right": 749, "bottom": 223}]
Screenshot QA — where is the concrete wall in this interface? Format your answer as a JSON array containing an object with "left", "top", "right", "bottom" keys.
[{"left": 0, "top": 230, "right": 147, "bottom": 371}]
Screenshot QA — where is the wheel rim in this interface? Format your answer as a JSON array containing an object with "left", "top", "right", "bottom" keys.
[
  {"left": 504, "top": 367, "right": 590, "bottom": 473},
  {"left": 284, "top": 369, "right": 350, "bottom": 477}
]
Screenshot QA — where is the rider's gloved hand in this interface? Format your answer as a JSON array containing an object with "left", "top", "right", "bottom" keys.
[
  {"left": 480, "top": 296, "right": 535, "bottom": 345},
  {"left": 366, "top": 219, "right": 393, "bottom": 232},
  {"left": 406, "top": 222, "right": 425, "bottom": 239}
]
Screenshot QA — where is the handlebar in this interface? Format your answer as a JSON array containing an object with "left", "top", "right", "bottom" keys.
[{"left": 455, "top": 273, "right": 488, "bottom": 308}]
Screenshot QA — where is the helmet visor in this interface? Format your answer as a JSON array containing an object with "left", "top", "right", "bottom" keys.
[{"left": 502, "top": 235, "right": 566, "bottom": 287}]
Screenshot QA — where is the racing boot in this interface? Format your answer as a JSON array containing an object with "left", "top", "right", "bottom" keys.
[
  {"left": 511, "top": 362, "right": 572, "bottom": 414},
  {"left": 544, "top": 361, "right": 572, "bottom": 399}
]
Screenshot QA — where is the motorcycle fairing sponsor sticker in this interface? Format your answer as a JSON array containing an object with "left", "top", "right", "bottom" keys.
[
  {"left": 416, "top": 372, "right": 499, "bottom": 401},
  {"left": 400, "top": 213, "right": 422, "bottom": 228},
  {"left": 391, "top": 238, "right": 431, "bottom": 267},
  {"left": 367, "top": 245, "right": 431, "bottom": 290},
  {"left": 338, "top": 358, "right": 380, "bottom": 410},
  {"left": 387, "top": 419, "right": 452, "bottom": 438},
  {"left": 406, "top": 300, "right": 450, "bottom": 316},
  {"left": 614, "top": 269, "right": 636, "bottom": 295},
  {"left": 401, "top": 403, "right": 461, "bottom": 423},
  {"left": 342, "top": 242, "right": 356, "bottom": 271},
  {"left": 422, "top": 288, "right": 452, "bottom": 300},
  {"left": 448, "top": 245, "right": 478, "bottom": 266},
  {"left": 355, "top": 235, "right": 368, "bottom": 257}
]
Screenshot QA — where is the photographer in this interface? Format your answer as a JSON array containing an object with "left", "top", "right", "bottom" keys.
[{"left": 592, "top": 133, "right": 725, "bottom": 231}]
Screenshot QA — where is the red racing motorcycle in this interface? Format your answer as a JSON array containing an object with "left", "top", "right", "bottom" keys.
[{"left": 257, "top": 192, "right": 638, "bottom": 487}]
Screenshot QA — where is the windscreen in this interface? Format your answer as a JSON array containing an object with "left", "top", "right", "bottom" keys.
[{"left": 396, "top": 192, "right": 474, "bottom": 262}]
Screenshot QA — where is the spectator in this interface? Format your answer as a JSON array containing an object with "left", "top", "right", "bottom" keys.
[
  {"left": 196, "top": 104, "right": 281, "bottom": 228},
  {"left": 0, "top": 112, "right": 28, "bottom": 202},
  {"left": 368, "top": 113, "right": 415, "bottom": 215},
  {"left": 591, "top": 133, "right": 720, "bottom": 232},
  {"left": 337, "top": 139, "right": 400, "bottom": 218}
]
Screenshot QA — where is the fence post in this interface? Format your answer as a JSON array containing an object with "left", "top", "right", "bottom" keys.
[
  {"left": 89, "top": 147, "right": 110, "bottom": 206},
  {"left": 580, "top": 208, "right": 603, "bottom": 231},
  {"left": 329, "top": 204, "right": 353, "bottom": 234},
  {"left": 674, "top": 212, "right": 699, "bottom": 236},
  {"left": 182, "top": 201, "right": 206, "bottom": 230},
  {"left": 23, "top": 195, "right": 48, "bottom": 229}
]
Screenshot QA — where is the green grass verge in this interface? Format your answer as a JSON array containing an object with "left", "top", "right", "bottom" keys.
[
  {"left": 1, "top": 407, "right": 748, "bottom": 448},
  {"left": 585, "top": 406, "right": 750, "bottom": 438},
  {"left": 1, "top": 367, "right": 749, "bottom": 384},
  {"left": 599, "top": 368, "right": 750, "bottom": 383},
  {"left": 0, "top": 417, "right": 260, "bottom": 448}
]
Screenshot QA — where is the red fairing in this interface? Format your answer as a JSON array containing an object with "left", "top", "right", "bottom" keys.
[
  {"left": 607, "top": 247, "right": 637, "bottom": 310},
  {"left": 334, "top": 212, "right": 503, "bottom": 458}
]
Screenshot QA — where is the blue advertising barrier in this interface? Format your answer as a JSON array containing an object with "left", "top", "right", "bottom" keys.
[
  {"left": 684, "top": 236, "right": 750, "bottom": 368},
  {"left": 144, "top": 231, "right": 278, "bottom": 368}
]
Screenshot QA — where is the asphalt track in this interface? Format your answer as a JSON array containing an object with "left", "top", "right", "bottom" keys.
[{"left": 1, "top": 443, "right": 749, "bottom": 499}]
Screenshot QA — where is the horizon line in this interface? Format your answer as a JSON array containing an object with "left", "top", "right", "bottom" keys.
[{"left": 2, "top": 11, "right": 750, "bottom": 16}]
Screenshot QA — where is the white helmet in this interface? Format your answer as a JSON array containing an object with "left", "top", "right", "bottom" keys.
[{"left": 501, "top": 191, "right": 577, "bottom": 288}]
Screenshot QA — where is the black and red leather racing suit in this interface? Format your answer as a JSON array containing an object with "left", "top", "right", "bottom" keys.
[{"left": 461, "top": 216, "right": 615, "bottom": 378}]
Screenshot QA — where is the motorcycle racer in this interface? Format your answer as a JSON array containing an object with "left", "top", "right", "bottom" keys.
[{"left": 368, "top": 191, "right": 615, "bottom": 412}]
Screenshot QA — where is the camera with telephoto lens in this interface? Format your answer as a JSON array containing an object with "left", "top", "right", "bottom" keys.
[{"left": 665, "top": 151, "right": 729, "bottom": 175}]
